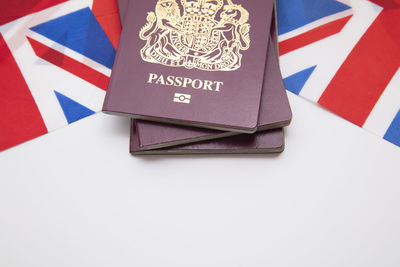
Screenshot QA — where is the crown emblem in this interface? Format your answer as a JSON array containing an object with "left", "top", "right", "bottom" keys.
[
  {"left": 139, "top": 0, "right": 250, "bottom": 72},
  {"left": 182, "top": 0, "right": 223, "bottom": 20}
]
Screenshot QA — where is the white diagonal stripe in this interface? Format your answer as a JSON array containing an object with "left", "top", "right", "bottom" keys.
[{"left": 363, "top": 68, "right": 400, "bottom": 137}]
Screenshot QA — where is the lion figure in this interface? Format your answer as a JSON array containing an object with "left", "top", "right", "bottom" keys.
[{"left": 139, "top": 0, "right": 182, "bottom": 58}]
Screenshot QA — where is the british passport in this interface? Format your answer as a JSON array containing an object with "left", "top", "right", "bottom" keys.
[{"left": 103, "top": 0, "right": 275, "bottom": 133}]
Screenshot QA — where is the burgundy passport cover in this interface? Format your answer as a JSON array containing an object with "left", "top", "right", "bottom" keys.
[
  {"left": 130, "top": 120, "right": 284, "bottom": 154},
  {"left": 118, "top": 0, "right": 292, "bottom": 150},
  {"left": 104, "top": 0, "right": 275, "bottom": 133}
]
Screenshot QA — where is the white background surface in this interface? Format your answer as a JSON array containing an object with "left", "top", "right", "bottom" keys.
[{"left": 1, "top": 93, "right": 400, "bottom": 267}]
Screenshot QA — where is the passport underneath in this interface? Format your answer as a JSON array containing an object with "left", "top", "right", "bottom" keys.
[
  {"left": 130, "top": 120, "right": 284, "bottom": 155},
  {"left": 103, "top": 0, "right": 275, "bottom": 133}
]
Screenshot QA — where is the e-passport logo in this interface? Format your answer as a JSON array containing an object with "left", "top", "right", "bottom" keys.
[
  {"left": 173, "top": 93, "right": 191, "bottom": 104},
  {"left": 139, "top": 0, "right": 251, "bottom": 71}
]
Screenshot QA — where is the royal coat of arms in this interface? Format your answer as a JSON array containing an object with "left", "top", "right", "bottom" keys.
[{"left": 139, "top": 0, "right": 251, "bottom": 71}]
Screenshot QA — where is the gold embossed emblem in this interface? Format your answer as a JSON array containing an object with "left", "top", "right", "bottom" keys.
[{"left": 139, "top": 0, "right": 250, "bottom": 71}]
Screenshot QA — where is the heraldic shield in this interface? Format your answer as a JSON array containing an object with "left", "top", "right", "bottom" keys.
[{"left": 139, "top": 0, "right": 251, "bottom": 71}]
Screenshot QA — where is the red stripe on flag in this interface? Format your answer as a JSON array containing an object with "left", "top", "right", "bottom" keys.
[
  {"left": 92, "top": 0, "right": 122, "bottom": 50},
  {"left": 279, "top": 15, "right": 352, "bottom": 56},
  {"left": 27, "top": 37, "right": 110, "bottom": 91},
  {"left": 318, "top": 9, "right": 400, "bottom": 127},
  {"left": 367, "top": 0, "right": 400, "bottom": 8},
  {"left": 0, "top": 0, "right": 68, "bottom": 26},
  {"left": 0, "top": 34, "right": 47, "bottom": 151}
]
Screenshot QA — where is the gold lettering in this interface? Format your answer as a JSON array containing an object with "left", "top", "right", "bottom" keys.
[
  {"left": 214, "top": 81, "right": 224, "bottom": 92},
  {"left": 148, "top": 73, "right": 158, "bottom": 83},
  {"left": 166, "top": 75, "right": 175, "bottom": 86},
  {"left": 174, "top": 77, "right": 183, "bottom": 87},
  {"left": 192, "top": 79, "right": 203, "bottom": 89},
  {"left": 183, "top": 77, "right": 192, "bottom": 88},
  {"left": 147, "top": 73, "right": 223, "bottom": 92},
  {"left": 155, "top": 75, "right": 165, "bottom": 85},
  {"left": 203, "top": 80, "right": 214, "bottom": 91}
]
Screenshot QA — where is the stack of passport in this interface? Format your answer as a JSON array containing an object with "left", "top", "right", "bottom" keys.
[{"left": 103, "top": 0, "right": 292, "bottom": 155}]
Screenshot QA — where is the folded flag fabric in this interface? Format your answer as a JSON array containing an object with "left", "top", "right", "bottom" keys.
[
  {"left": 0, "top": 0, "right": 120, "bottom": 151},
  {"left": 277, "top": 0, "right": 400, "bottom": 147}
]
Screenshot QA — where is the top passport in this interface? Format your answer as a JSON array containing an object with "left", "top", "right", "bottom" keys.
[{"left": 103, "top": 0, "right": 274, "bottom": 133}]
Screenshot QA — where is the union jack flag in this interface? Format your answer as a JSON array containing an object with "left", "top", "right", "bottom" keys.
[
  {"left": 277, "top": 0, "right": 400, "bottom": 147},
  {"left": 0, "top": 0, "right": 120, "bottom": 151}
]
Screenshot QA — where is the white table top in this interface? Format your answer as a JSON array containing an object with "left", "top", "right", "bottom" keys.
[{"left": 1, "top": 93, "right": 400, "bottom": 267}]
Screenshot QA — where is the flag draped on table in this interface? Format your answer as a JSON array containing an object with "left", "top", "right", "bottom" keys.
[
  {"left": 277, "top": 0, "right": 400, "bottom": 147},
  {"left": 0, "top": 0, "right": 120, "bottom": 151}
]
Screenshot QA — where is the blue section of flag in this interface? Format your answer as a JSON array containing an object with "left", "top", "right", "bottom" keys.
[
  {"left": 54, "top": 91, "right": 95, "bottom": 124},
  {"left": 283, "top": 66, "right": 316, "bottom": 95},
  {"left": 384, "top": 110, "right": 400, "bottom": 147},
  {"left": 30, "top": 7, "right": 116, "bottom": 69},
  {"left": 276, "top": 0, "right": 351, "bottom": 35}
]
